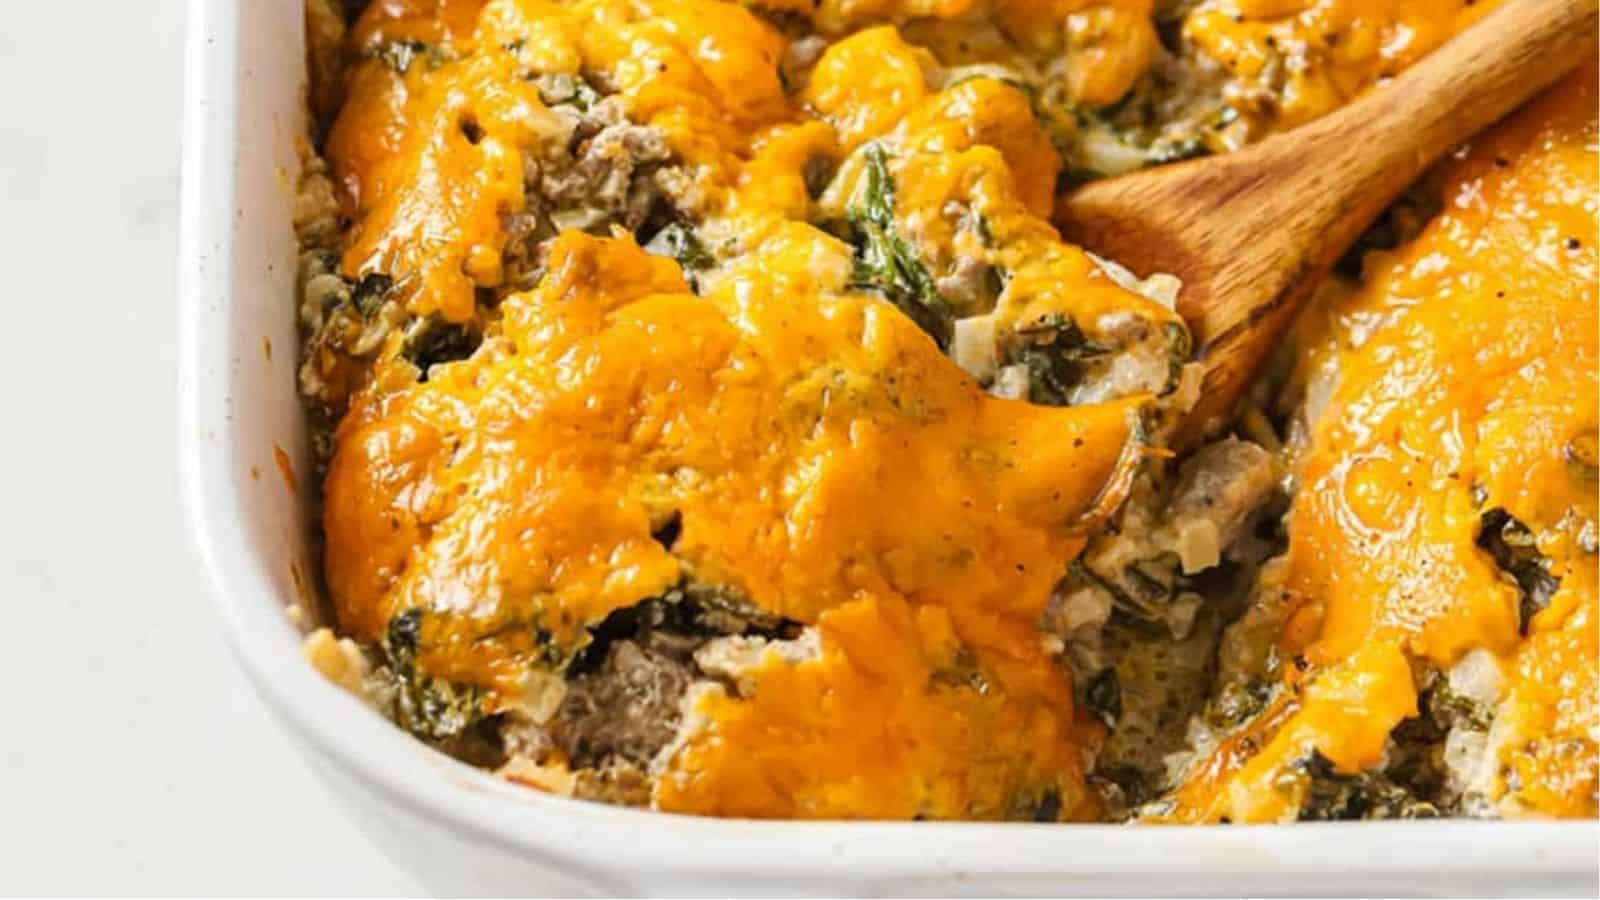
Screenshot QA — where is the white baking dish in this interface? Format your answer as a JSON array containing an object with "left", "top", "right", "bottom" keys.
[{"left": 175, "top": 0, "right": 1599, "bottom": 894}]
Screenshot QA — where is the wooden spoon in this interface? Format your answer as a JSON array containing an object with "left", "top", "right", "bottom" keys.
[{"left": 1055, "top": 0, "right": 1599, "bottom": 440}]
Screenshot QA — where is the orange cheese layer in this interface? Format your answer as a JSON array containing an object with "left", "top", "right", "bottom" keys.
[
  {"left": 325, "top": 230, "right": 1148, "bottom": 817},
  {"left": 807, "top": 29, "right": 1182, "bottom": 335},
  {"left": 747, "top": 0, "right": 1160, "bottom": 104},
  {"left": 1163, "top": 66, "right": 1598, "bottom": 822},
  {"left": 1185, "top": 0, "right": 1498, "bottom": 139},
  {"left": 325, "top": 0, "right": 1180, "bottom": 336},
  {"left": 657, "top": 591, "right": 1102, "bottom": 819},
  {"left": 328, "top": 0, "right": 796, "bottom": 322},
  {"left": 322, "top": 0, "right": 1491, "bottom": 331},
  {"left": 318, "top": 0, "right": 1193, "bottom": 821}
]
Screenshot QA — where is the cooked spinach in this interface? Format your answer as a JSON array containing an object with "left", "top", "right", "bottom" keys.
[
  {"left": 643, "top": 221, "right": 713, "bottom": 272},
  {"left": 381, "top": 608, "right": 486, "bottom": 741},
  {"left": 401, "top": 315, "right": 480, "bottom": 378},
  {"left": 1002, "top": 314, "right": 1112, "bottom": 405},
  {"left": 1476, "top": 507, "right": 1560, "bottom": 635},
  {"left": 845, "top": 145, "right": 953, "bottom": 348},
  {"left": 1422, "top": 675, "right": 1492, "bottom": 732},
  {"left": 1032, "top": 789, "right": 1062, "bottom": 822},
  {"left": 369, "top": 39, "right": 452, "bottom": 75},
  {"left": 387, "top": 608, "right": 423, "bottom": 662},
  {"left": 1295, "top": 750, "right": 1439, "bottom": 821},
  {"left": 1336, "top": 186, "right": 1442, "bottom": 278},
  {"left": 351, "top": 272, "right": 394, "bottom": 317}
]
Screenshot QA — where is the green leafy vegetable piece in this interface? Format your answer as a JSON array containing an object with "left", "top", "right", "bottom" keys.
[
  {"left": 845, "top": 146, "right": 953, "bottom": 348},
  {"left": 1476, "top": 508, "right": 1560, "bottom": 635},
  {"left": 644, "top": 222, "right": 714, "bottom": 272},
  {"left": 1004, "top": 314, "right": 1112, "bottom": 405},
  {"left": 381, "top": 609, "right": 485, "bottom": 741}
]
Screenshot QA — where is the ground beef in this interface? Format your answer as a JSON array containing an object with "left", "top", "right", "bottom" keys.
[
  {"left": 550, "top": 639, "right": 694, "bottom": 770},
  {"left": 500, "top": 92, "right": 681, "bottom": 290},
  {"left": 1165, "top": 437, "right": 1280, "bottom": 573}
]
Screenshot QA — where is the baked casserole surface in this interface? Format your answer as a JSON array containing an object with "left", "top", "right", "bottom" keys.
[{"left": 293, "top": 0, "right": 1597, "bottom": 822}]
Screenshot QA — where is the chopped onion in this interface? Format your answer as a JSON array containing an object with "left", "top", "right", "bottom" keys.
[{"left": 951, "top": 315, "right": 998, "bottom": 381}]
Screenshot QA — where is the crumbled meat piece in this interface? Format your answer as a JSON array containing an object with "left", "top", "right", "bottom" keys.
[
  {"left": 498, "top": 209, "right": 554, "bottom": 291},
  {"left": 1069, "top": 437, "right": 1278, "bottom": 633},
  {"left": 1166, "top": 437, "right": 1279, "bottom": 573},
  {"left": 498, "top": 95, "right": 682, "bottom": 288},
  {"left": 551, "top": 639, "right": 693, "bottom": 770},
  {"left": 935, "top": 254, "right": 998, "bottom": 310},
  {"left": 540, "top": 98, "right": 672, "bottom": 231}
]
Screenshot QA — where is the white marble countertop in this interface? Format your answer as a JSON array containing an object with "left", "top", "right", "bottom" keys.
[{"left": 0, "top": 4, "right": 420, "bottom": 894}]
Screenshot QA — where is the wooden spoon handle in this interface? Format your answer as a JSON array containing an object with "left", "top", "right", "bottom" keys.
[
  {"left": 1292, "top": 0, "right": 1598, "bottom": 230},
  {"left": 1199, "top": 0, "right": 1598, "bottom": 405},
  {"left": 1058, "top": 0, "right": 1598, "bottom": 438}
]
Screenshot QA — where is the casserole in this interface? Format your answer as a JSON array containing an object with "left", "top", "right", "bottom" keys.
[{"left": 177, "top": 0, "right": 1600, "bottom": 892}]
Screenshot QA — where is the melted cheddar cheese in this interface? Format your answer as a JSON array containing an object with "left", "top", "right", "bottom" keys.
[
  {"left": 299, "top": 0, "right": 1588, "bottom": 824},
  {"left": 1183, "top": 0, "right": 1500, "bottom": 143},
  {"left": 1160, "top": 66, "right": 1598, "bottom": 823},
  {"left": 322, "top": 1, "right": 1183, "bottom": 336},
  {"left": 326, "top": 229, "right": 1147, "bottom": 817},
  {"left": 315, "top": 0, "right": 1186, "bottom": 819}
]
